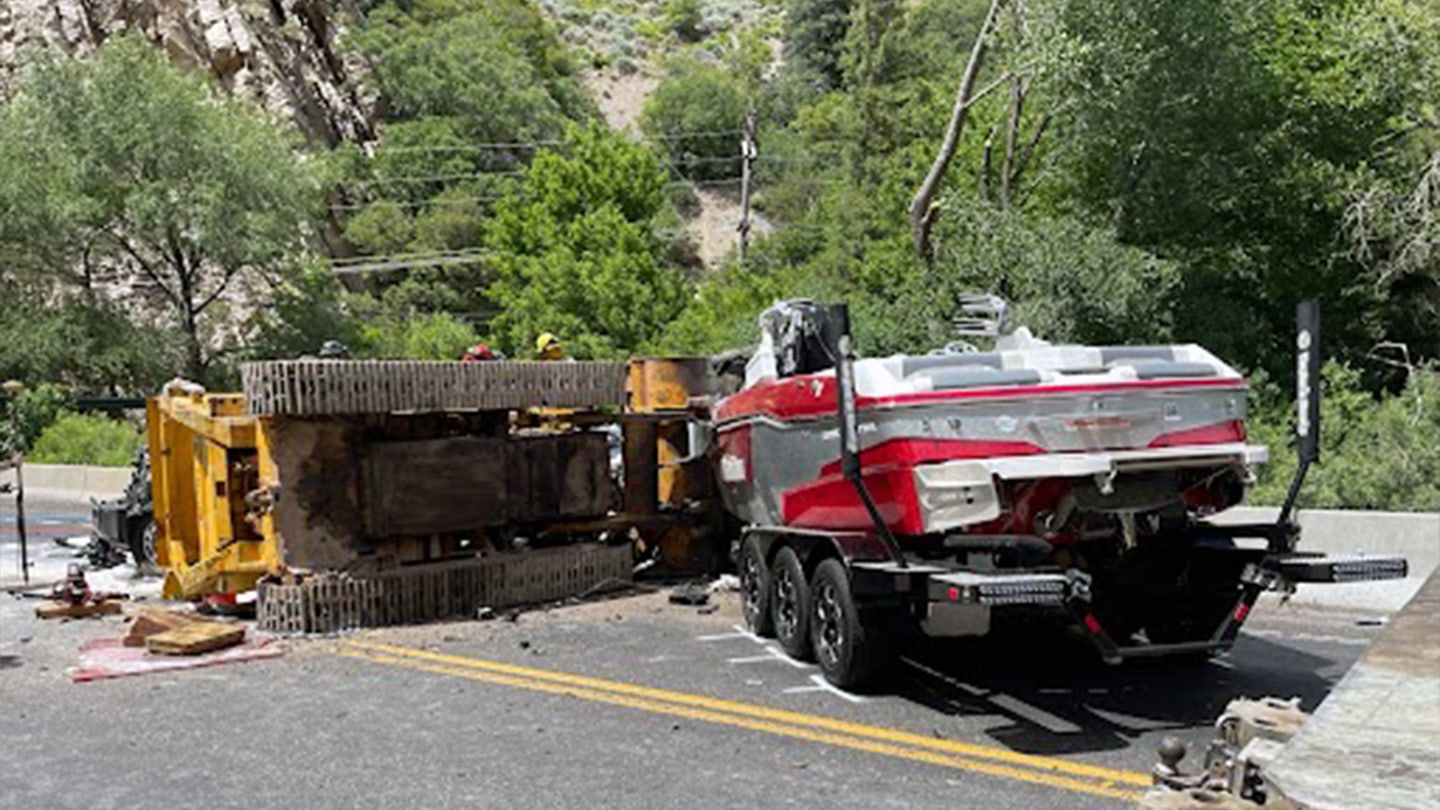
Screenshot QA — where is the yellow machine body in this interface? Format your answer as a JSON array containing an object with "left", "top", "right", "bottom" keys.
[{"left": 147, "top": 390, "right": 280, "bottom": 600}]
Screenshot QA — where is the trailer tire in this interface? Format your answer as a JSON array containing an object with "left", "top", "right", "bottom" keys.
[
  {"left": 771, "top": 546, "right": 813, "bottom": 661},
  {"left": 739, "top": 535, "right": 774, "bottom": 637},
  {"left": 130, "top": 519, "right": 158, "bottom": 571},
  {"left": 810, "top": 559, "right": 894, "bottom": 691}
]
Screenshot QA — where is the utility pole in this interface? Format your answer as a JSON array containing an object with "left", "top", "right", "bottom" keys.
[
  {"left": 2, "top": 379, "right": 28, "bottom": 585},
  {"left": 737, "top": 103, "right": 757, "bottom": 265}
]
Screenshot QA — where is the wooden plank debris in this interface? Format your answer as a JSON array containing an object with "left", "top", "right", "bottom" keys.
[
  {"left": 123, "top": 609, "right": 209, "bottom": 647},
  {"left": 146, "top": 622, "right": 246, "bottom": 655}
]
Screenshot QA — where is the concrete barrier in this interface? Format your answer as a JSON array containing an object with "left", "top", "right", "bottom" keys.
[
  {"left": 0, "top": 463, "right": 132, "bottom": 500},
  {"left": 1218, "top": 506, "right": 1440, "bottom": 577}
]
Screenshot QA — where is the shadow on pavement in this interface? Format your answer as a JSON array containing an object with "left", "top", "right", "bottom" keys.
[{"left": 890, "top": 615, "right": 1341, "bottom": 757}]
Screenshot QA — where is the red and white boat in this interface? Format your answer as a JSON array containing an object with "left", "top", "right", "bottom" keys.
[
  {"left": 712, "top": 300, "right": 1405, "bottom": 688},
  {"left": 715, "top": 303, "right": 1262, "bottom": 539}
]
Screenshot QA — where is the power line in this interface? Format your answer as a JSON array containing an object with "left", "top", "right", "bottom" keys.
[
  {"left": 329, "top": 194, "right": 509, "bottom": 212},
  {"left": 341, "top": 171, "right": 526, "bottom": 188},
  {"left": 330, "top": 247, "right": 489, "bottom": 267},
  {"left": 365, "top": 141, "right": 559, "bottom": 154},
  {"left": 648, "top": 129, "right": 743, "bottom": 142},
  {"left": 328, "top": 177, "right": 753, "bottom": 212},
  {"left": 354, "top": 130, "right": 745, "bottom": 156},
  {"left": 330, "top": 250, "right": 491, "bottom": 275}
]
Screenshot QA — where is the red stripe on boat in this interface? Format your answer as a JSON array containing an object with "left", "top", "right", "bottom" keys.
[
  {"left": 1147, "top": 420, "right": 1247, "bottom": 447},
  {"left": 782, "top": 468, "right": 926, "bottom": 534},
  {"left": 816, "top": 437, "right": 1045, "bottom": 477}
]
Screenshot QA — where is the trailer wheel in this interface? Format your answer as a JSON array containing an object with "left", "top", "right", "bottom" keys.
[
  {"left": 771, "top": 547, "right": 812, "bottom": 660},
  {"left": 739, "top": 535, "right": 774, "bottom": 637},
  {"left": 130, "top": 519, "right": 158, "bottom": 570},
  {"left": 810, "top": 559, "right": 894, "bottom": 690}
]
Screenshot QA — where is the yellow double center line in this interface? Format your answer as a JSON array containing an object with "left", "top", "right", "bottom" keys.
[{"left": 340, "top": 640, "right": 1148, "bottom": 802}]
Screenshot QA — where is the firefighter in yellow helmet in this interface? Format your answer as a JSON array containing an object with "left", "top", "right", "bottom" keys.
[{"left": 535, "top": 332, "right": 568, "bottom": 361}]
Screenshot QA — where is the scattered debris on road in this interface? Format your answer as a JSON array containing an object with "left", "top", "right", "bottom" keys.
[
  {"left": 146, "top": 621, "right": 246, "bottom": 655},
  {"left": 71, "top": 636, "right": 280, "bottom": 683},
  {"left": 669, "top": 581, "right": 710, "bottom": 606},
  {"left": 34, "top": 564, "right": 127, "bottom": 619},
  {"left": 35, "top": 600, "right": 122, "bottom": 619}
]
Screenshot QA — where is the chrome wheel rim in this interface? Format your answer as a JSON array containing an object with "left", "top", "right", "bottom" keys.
[
  {"left": 741, "top": 550, "right": 763, "bottom": 626},
  {"left": 774, "top": 565, "right": 800, "bottom": 640},
  {"left": 814, "top": 581, "right": 844, "bottom": 668},
  {"left": 142, "top": 523, "right": 158, "bottom": 564}
]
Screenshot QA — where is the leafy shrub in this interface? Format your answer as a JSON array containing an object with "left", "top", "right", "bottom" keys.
[
  {"left": 28, "top": 413, "right": 143, "bottom": 467},
  {"left": 663, "top": 0, "right": 706, "bottom": 43},
  {"left": 362, "top": 311, "right": 483, "bottom": 360},
  {"left": 640, "top": 55, "right": 747, "bottom": 180},
  {"left": 0, "top": 383, "right": 69, "bottom": 456},
  {"left": 1248, "top": 364, "right": 1440, "bottom": 512}
]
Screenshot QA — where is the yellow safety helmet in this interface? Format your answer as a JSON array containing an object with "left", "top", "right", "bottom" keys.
[{"left": 535, "top": 332, "right": 566, "bottom": 359}]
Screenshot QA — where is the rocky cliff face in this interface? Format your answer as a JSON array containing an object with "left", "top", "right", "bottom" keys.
[{"left": 0, "top": 0, "right": 374, "bottom": 146}]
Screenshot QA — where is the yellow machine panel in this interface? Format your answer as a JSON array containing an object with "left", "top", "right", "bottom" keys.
[{"left": 147, "top": 389, "right": 279, "bottom": 599}]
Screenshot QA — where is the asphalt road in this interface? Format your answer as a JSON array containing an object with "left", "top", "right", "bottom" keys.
[
  {"left": 0, "top": 491, "right": 94, "bottom": 587},
  {"left": 0, "top": 496, "right": 1391, "bottom": 810}
]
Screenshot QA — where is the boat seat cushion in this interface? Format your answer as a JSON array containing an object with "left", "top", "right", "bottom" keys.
[
  {"left": 920, "top": 368, "right": 1043, "bottom": 390},
  {"left": 900, "top": 353, "right": 1003, "bottom": 378},
  {"left": 1129, "top": 361, "right": 1217, "bottom": 379}
]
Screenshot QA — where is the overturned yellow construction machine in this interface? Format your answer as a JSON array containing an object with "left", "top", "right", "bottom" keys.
[{"left": 147, "top": 358, "right": 722, "bottom": 631}]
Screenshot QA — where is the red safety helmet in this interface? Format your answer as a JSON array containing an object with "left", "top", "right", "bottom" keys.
[{"left": 462, "top": 343, "right": 497, "bottom": 362}]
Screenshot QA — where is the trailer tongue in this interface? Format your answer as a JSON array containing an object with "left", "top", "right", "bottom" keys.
[{"left": 722, "top": 300, "right": 1407, "bottom": 687}]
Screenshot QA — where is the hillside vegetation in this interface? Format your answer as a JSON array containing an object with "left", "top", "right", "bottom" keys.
[{"left": 1, "top": 0, "right": 1439, "bottom": 506}]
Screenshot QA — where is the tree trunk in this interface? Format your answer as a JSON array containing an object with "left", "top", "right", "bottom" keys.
[
  {"left": 1000, "top": 77, "right": 1025, "bottom": 208},
  {"left": 908, "top": 0, "right": 1008, "bottom": 261},
  {"left": 176, "top": 266, "right": 204, "bottom": 381}
]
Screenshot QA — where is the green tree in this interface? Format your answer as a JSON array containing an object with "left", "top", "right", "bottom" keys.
[
  {"left": 0, "top": 288, "right": 178, "bottom": 393},
  {"left": 0, "top": 383, "right": 69, "bottom": 456},
  {"left": 485, "top": 125, "right": 687, "bottom": 358},
  {"left": 0, "top": 35, "right": 321, "bottom": 381},
  {"left": 783, "top": 0, "right": 854, "bottom": 91},
  {"left": 891, "top": 203, "right": 1179, "bottom": 352},
  {"left": 352, "top": 0, "right": 590, "bottom": 143},
  {"left": 1053, "top": 0, "right": 1439, "bottom": 375},
  {"left": 245, "top": 262, "right": 369, "bottom": 361},
  {"left": 641, "top": 55, "right": 748, "bottom": 181},
  {"left": 663, "top": 0, "right": 707, "bottom": 43}
]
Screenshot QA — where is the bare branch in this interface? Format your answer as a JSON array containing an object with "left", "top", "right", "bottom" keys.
[
  {"left": 194, "top": 265, "right": 243, "bottom": 315},
  {"left": 106, "top": 228, "right": 179, "bottom": 305},
  {"left": 1000, "top": 76, "right": 1025, "bottom": 208},
  {"left": 909, "top": 0, "right": 1009, "bottom": 260},
  {"left": 979, "top": 124, "right": 998, "bottom": 202},
  {"left": 1010, "top": 100, "right": 1064, "bottom": 193}
]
